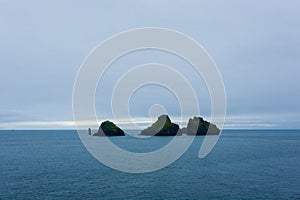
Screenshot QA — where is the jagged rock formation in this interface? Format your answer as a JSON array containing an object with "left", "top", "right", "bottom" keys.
[
  {"left": 182, "top": 117, "right": 220, "bottom": 135},
  {"left": 93, "top": 121, "right": 125, "bottom": 137},
  {"left": 139, "top": 114, "right": 180, "bottom": 136},
  {"left": 91, "top": 116, "right": 219, "bottom": 137}
]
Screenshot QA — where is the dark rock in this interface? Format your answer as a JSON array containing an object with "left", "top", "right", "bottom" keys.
[
  {"left": 178, "top": 127, "right": 187, "bottom": 135},
  {"left": 93, "top": 121, "right": 125, "bottom": 137},
  {"left": 88, "top": 128, "right": 92, "bottom": 135},
  {"left": 139, "top": 114, "right": 180, "bottom": 136},
  {"left": 184, "top": 116, "right": 220, "bottom": 135}
]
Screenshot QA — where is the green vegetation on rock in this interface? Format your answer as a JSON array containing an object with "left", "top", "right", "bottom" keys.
[
  {"left": 93, "top": 121, "right": 125, "bottom": 137},
  {"left": 140, "top": 114, "right": 180, "bottom": 136},
  {"left": 91, "top": 115, "right": 219, "bottom": 137},
  {"left": 184, "top": 117, "right": 220, "bottom": 135}
]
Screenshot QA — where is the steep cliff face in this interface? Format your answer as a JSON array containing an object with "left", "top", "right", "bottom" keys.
[
  {"left": 93, "top": 121, "right": 125, "bottom": 136},
  {"left": 184, "top": 117, "right": 220, "bottom": 135},
  {"left": 140, "top": 114, "right": 180, "bottom": 136}
]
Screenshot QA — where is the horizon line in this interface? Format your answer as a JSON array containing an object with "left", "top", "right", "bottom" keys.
[
  {"left": 1, "top": 128, "right": 300, "bottom": 131},
  {"left": 0, "top": 114, "right": 299, "bottom": 130}
]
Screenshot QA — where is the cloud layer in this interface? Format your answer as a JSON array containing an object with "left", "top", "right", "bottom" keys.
[{"left": 0, "top": 0, "right": 299, "bottom": 129}]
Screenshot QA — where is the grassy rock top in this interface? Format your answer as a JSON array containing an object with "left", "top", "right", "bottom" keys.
[
  {"left": 185, "top": 117, "right": 220, "bottom": 135},
  {"left": 140, "top": 114, "right": 180, "bottom": 136},
  {"left": 93, "top": 120, "right": 125, "bottom": 136}
]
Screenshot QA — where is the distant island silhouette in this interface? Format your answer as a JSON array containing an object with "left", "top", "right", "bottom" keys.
[
  {"left": 91, "top": 114, "right": 219, "bottom": 136},
  {"left": 139, "top": 114, "right": 179, "bottom": 136},
  {"left": 93, "top": 121, "right": 125, "bottom": 136}
]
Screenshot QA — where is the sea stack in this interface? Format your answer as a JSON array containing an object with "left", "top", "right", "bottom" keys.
[
  {"left": 93, "top": 121, "right": 125, "bottom": 136},
  {"left": 139, "top": 114, "right": 180, "bottom": 136},
  {"left": 183, "top": 116, "right": 220, "bottom": 135}
]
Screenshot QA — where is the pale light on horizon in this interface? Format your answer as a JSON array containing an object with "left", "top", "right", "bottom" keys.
[{"left": 0, "top": 113, "right": 298, "bottom": 130}]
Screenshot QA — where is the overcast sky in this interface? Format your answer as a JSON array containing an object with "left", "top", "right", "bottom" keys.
[{"left": 0, "top": 0, "right": 299, "bottom": 129}]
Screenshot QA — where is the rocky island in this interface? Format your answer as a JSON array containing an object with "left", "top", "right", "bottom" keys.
[
  {"left": 93, "top": 121, "right": 125, "bottom": 136},
  {"left": 181, "top": 116, "right": 220, "bottom": 135},
  {"left": 91, "top": 115, "right": 220, "bottom": 137},
  {"left": 139, "top": 114, "right": 181, "bottom": 136}
]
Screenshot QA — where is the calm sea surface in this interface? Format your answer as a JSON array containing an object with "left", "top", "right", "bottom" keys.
[{"left": 0, "top": 130, "right": 299, "bottom": 199}]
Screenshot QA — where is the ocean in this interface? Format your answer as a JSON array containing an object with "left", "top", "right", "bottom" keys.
[{"left": 0, "top": 130, "right": 299, "bottom": 199}]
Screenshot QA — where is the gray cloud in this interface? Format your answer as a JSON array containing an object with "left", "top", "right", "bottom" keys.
[{"left": 0, "top": 0, "right": 299, "bottom": 128}]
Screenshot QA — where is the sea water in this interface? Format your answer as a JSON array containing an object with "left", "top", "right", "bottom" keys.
[{"left": 0, "top": 130, "right": 299, "bottom": 199}]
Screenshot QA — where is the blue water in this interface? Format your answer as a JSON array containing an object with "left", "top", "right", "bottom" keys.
[{"left": 0, "top": 130, "right": 299, "bottom": 199}]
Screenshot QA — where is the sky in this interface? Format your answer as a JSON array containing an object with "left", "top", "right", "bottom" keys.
[{"left": 0, "top": 0, "right": 299, "bottom": 129}]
